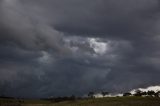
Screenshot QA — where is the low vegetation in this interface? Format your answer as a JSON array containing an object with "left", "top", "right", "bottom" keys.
[
  {"left": 1, "top": 96, "right": 160, "bottom": 106},
  {"left": 0, "top": 90, "right": 160, "bottom": 106}
]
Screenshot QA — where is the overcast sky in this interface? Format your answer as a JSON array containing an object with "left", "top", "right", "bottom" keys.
[{"left": 0, "top": 0, "right": 160, "bottom": 98}]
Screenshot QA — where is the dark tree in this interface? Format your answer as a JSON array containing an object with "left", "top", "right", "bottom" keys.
[
  {"left": 147, "top": 90, "right": 155, "bottom": 97},
  {"left": 141, "top": 91, "right": 147, "bottom": 96},
  {"left": 123, "top": 92, "right": 132, "bottom": 97},
  {"left": 155, "top": 91, "right": 160, "bottom": 97},
  {"left": 134, "top": 90, "right": 142, "bottom": 96},
  {"left": 88, "top": 92, "right": 94, "bottom": 98},
  {"left": 101, "top": 92, "right": 109, "bottom": 97}
]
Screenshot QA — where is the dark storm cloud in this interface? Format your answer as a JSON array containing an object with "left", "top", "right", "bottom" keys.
[
  {"left": 1, "top": 0, "right": 160, "bottom": 98},
  {"left": 51, "top": 0, "right": 160, "bottom": 38}
]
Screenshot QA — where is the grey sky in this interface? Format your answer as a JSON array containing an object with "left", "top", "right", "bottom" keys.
[{"left": 0, "top": 0, "right": 160, "bottom": 98}]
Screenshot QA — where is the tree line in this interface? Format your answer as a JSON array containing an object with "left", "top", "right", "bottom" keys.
[
  {"left": 123, "top": 90, "right": 160, "bottom": 97},
  {"left": 88, "top": 90, "right": 160, "bottom": 98}
]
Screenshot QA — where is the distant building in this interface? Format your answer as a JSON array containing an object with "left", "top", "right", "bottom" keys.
[{"left": 93, "top": 93, "right": 123, "bottom": 98}]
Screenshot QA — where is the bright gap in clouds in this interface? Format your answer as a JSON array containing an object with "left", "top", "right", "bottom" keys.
[
  {"left": 88, "top": 38, "right": 108, "bottom": 55},
  {"left": 63, "top": 36, "right": 109, "bottom": 56},
  {"left": 38, "top": 51, "right": 52, "bottom": 64}
]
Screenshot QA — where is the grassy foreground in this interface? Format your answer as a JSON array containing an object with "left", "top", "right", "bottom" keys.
[{"left": 1, "top": 97, "right": 160, "bottom": 106}]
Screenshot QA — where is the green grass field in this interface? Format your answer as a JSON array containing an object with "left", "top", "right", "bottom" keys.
[{"left": 1, "top": 97, "right": 160, "bottom": 106}]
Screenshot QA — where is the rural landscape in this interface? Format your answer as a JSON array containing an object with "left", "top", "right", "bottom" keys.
[
  {"left": 0, "top": 97, "right": 160, "bottom": 106},
  {"left": 1, "top": 0, "right": 160, "bottom": 106},
  {"left": 1, "top": 89, "right": 160, "bottom": 106}
]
